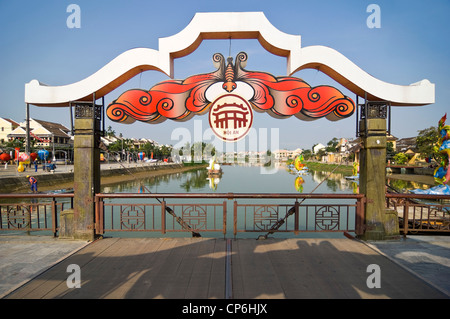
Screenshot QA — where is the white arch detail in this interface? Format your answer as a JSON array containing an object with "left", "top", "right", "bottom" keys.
[{"left": 25, "top": 11, "right": 434, "bottom": 107}]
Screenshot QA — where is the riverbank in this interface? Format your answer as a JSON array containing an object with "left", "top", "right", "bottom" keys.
[
  {"left": 0, "top": 163, "right": 207, "bottom": 193},
  {"left": 305, "top": 161, "right": 353, "bottom": 175},
  {"left": 387, "top": 173, "right": 435, "bottom": 186},
  {"left": 306, "top": 161, "right": 437, "bottom": 183}
]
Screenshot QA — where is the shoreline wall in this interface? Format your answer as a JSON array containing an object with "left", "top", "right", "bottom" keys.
[{"left": 0, "top": 163, "right": 202, "bottom": 193}]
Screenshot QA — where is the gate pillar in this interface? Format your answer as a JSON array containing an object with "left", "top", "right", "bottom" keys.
[
  {"left": 71, "top": 102, "right": 101, "bottom": 241},
  {"left": 358, "top": 102, "right": 392, "bottom": 240}
]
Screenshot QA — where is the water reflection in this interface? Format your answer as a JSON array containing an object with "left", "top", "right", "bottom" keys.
[
  {"left": 386, "top": 177, "right": 432, "bottom": 194},
  {"left": 179, "top": 170, "right": 210, "bottom": 192},
  {"left": 106, "top": 160, "right": 450, "bottom": 197},
  {"left": 100, "top": 164, "right": 363, "bottom": 195},
  {"left": 101, "top": 169, "right": 211, "bottom": 194},
  {"left": 207, "top": 176, "right": 221, "bottom": 191},
  {"left": 294, "top": 176, "right": 304, "bottom": 193},
  {"left": 309, "top": 170, "right": 353, "bottom": 192}
]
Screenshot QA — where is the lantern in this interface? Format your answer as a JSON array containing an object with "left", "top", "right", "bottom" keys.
[
  {"left": 18, "top": 153, "right": 30, "bottom": 164},
  {"left": 294, "top": 155, "right": 305, "bottom": 171},
  {"left": 18, "top": 162, "right": 25, "bottom": 172},
  {"left": 294, "top": 176, "right": 304, "bottom": 193},
  {"left": 38, "top": 149, "right": 49, "bottom": 161},
  {"left": 0, "top": 153, "right": 11, "bottom": 162}
]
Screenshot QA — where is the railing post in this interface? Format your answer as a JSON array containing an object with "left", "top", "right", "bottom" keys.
[
  {"left": 404, "top": 201, "right": 409, "bottom": 237},
  {"left": 94, "top": 195, "right": 104, "bottom": 235},
  {"left": 27, "top": 204, "right": 32, "bottom": 235},
  {"left": 355, "top": 197, "right": 360, "bottom": 235},
  {"left": 233, "top": 200, "right": 237, "bottom": 239},
  {"left": 294, "top": 201, "right": 299, "bottom": 235},
  {"left": 356, "top": 196, "right": 365, "bottom": 236},
  {"left": 223, "top": 201, "right": 227, "bottom": 238},
  {"left": 100, "top": 197, "right": 104, "bottom": 235},
  {"left": 52, "top": 197, "right": 57, "bottom": 237},
  {"left": 161, "top": 200, "right": 166, "bottom": 235},
  {"left": 94, "top": 195, "right": 99, "bottom": 235}
]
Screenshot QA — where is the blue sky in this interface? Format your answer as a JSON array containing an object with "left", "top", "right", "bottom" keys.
[{"left": 0, "top": 0, "right": 448, "bottom": 152}]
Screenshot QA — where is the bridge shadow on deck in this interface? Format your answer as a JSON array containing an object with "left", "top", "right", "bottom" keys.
[{"left": 5, "top": 237, "right": 448, "bottom": 299}]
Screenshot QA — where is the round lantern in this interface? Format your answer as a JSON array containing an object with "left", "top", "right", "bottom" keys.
[
  {"left": 0, "top": 153, "right": 11, "bottom": 162},
  {"left": 38, "top": 149, "right": 49, "bottom": 161},
  {"left": 18, "top": 153, "right": 30, "bottom": 164}
]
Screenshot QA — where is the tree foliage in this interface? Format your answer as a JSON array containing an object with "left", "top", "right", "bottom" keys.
[
  {"left": 393, "top": 152, "right": 408, "bottom": 165},
  {"left": 302, "top": 149, "right": 312, "bottom": 160},
  {"left": 416, "top": 126, "right": 440, "bottom": 162},
  {"left": 386, "top": 142, "right": 395, "bottom": 160},
  {"left": 326, "top": 137, "right": 339, "bottom": 152}
]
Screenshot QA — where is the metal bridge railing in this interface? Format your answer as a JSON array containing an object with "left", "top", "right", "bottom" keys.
[
  {"left": 3, "top": 192, "right": 448, "bottom": 238},
  {"left": 94, "top": 193, "right": 366, "bottom": 238},
  {"left": 0, "top": 194, "right": 73, "bottom": 236},
  {"left": 386, "top": 193, "right": 450, "bottom": 235}
]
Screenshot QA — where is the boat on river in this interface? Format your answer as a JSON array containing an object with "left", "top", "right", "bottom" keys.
[
  {"left": 43, "top": 188, "right": 74, "bottom": 194},
  {"left": 345, "top": 174, "right": 359, "bottom": 181},
  {"left": 207, "top": 157, "right": 222, "bottom": 176}
]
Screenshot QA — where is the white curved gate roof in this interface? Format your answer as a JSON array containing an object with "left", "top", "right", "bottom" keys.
[{"left": 25, "top": 12, "right": 434, "bottom": 107}]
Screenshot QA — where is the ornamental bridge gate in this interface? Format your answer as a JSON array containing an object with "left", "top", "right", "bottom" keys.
[{"left": 23, "top": 12, "right": 435, "bottom": 241}]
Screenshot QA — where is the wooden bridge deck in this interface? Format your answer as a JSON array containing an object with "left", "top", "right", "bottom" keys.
[{"left": 5, "top": 237, "right": 448, "bottom": 299}]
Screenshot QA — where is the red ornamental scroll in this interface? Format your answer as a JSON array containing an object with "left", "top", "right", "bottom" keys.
[{"left": 106, "top": 52, "right": 355, "bottom": 124}]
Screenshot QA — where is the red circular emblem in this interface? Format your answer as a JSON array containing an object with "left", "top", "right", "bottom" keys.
[{"left": 208, "top": 94, "right": 254, "bottom": 142}]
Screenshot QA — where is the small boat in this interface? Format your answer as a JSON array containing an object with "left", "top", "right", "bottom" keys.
[
  {"left": 345, "top": 174, "right": 359, "bottom": 180},
  {"left": 47, "top": 188, "right": 74, "bottom": 194},
  {"left": 207, "top": 157, "right": 222, "bottom": 176},
  {"left": 207, "top": 169, "right": 222, "bottom": 176}
]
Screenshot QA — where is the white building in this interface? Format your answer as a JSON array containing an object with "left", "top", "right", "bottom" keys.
[
  {"left": 313, "top": 143, "right": 326, "bottom": 154},
  {"left": 0, "top": 117, "right": 20, "bottom": 143},
  {"left": 273, "top": 148, "right": 303, "bottom": 161},
  {"left": 8, "top": 118, "right": 72, "bottom": 148}
]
